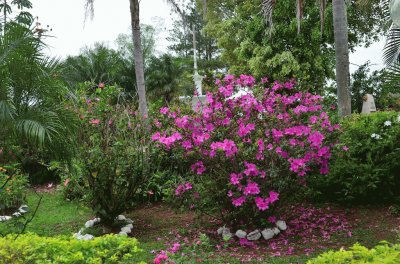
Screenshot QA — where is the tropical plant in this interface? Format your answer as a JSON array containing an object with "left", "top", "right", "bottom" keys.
[
  {"left": 0, "top": 0, "right": 33, "bottom": 33},
  {"left": 146, "top": 54, "right": 192, "bottom": 104},
  {"left": 0, "top": 22, "right": 78, "bottom": 160},
  {"left": 62, "top": 43, "right": 130, "bottom": 89}
]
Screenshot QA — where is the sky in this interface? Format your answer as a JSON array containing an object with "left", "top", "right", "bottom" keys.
[{"left": 30, "top": 0, "right": 385, "bottom": 73}]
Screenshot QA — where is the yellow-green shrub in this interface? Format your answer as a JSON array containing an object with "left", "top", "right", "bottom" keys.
[
  {"left": 308, "top": 242, "right": 400, "bottom": 263},
  {"left": 0, "top": 233, "right": 145, "bottom": 264}
]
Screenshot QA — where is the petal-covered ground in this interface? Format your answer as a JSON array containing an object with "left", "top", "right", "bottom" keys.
[{"left": 128, "top": 203, "right": 400, "bottom": 263}]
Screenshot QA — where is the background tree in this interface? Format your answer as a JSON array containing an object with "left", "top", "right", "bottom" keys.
[
  {"left": 146, "top": 54, "right": 192, "bottom": 104},
  {"left": 203, "top": 0, "right": 385, "bottom": 111},
  {"left": 85, "top": 0, "right": 183, "bottom": 118}
]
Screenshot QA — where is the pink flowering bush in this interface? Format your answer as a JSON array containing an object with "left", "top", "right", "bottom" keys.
[{"left": 153, "top": 75, "right": 339, "bottom": 226}]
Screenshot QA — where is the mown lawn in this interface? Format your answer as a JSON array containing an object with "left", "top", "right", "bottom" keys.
[{"left": 1, "top": 189, "right": 399, "bottom": 263}]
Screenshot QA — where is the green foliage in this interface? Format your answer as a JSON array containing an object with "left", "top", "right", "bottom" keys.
[
  {"left": 146, "top": 54, "right": 192, "bottom": 103},
  {"left": 0, "top": 233, "right": 145, "bottom": 264},
  {"left": 76, "top": 84, "right": 154, "bottom": 224},
  {"left": 308, "top": 242, "right": 400, "bottom": 263},
  {"left": 308, "top": 112, "right": 400, "bottom": 203},
  {"left": 0, "top": 164, "right": 28, "bottom": 210},
  {"left": 0, "top": 22, "right": 78, "bottom": 161},
  {"left": 204, "top": 0, "right": 386, "bottom": 90}
]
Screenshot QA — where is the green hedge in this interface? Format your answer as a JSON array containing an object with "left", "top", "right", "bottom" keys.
[
  {"left": 308, "top": 242, "right": 400, "bottom": 263},
  {"left": 0, "top": 233, "right": 145, "bottom": 264},
  {"left": 308, "top": 111, "right": 400, "bottom": 203}
]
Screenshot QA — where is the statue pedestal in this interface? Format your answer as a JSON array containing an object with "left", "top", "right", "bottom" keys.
[{"left": 361, "top": 94, "right": 377, "bottom": 114}]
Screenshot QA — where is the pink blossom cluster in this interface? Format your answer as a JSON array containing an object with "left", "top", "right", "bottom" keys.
[
  {"left": 152, "top": 75, "right": 339, "bottom": 217},
  {"left": 175, "top": 182, "right": 192, "bottom": 196}
]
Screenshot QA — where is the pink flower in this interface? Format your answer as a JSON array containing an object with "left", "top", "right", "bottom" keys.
[
  {"left": 170, "top": 242, "right": 181, "bottom": 253},
  {"left": 153, "top": 251, "right": 168, "bottom": 264},
  {"left": 232, "top": 196, "right": 246, "bottom": 207},
  {"left": 191, "top": 161, "right": 205, "bottom": 175},
  {"left": 160, "top": 107, "right": 169, "bottom": 115},
  {"left": 89, "top": 119, "right": 100, "bottom": 125},
  {"left": 244, "top": 182, "right": 260, "bottom": 195},
  {"left": 255, "top": 197, "right": 269, "bottom": 211},
  {"left": 342, "top": 146, "right": 349, "bottom": 151}
]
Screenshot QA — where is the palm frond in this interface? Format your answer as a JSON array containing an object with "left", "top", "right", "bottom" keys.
[
  {"left": 84, "top": 0, "right": 95, "bottom": 23},
  {"left": 383, "top": 25, "right": 400, "bottom": 66}
]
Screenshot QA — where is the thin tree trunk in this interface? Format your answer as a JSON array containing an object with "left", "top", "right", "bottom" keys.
[
  {"left": 332, "top": 0, "right": 351, "bottom": 117},
  {"left": 130, "top": 0, "right": 148, "bottom": 118}
]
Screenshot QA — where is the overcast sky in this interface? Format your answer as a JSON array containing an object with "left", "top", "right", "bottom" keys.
[{"left": 31, "top": 0, "right": 385, "bottom": 73}]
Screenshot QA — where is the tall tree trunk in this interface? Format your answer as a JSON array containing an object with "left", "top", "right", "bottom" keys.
[
  {"left": 332, "top": 0, "right": 351, "bottom": 117},
  {"left": 130, "top": 0, "right": 148, "bottom": 118}
]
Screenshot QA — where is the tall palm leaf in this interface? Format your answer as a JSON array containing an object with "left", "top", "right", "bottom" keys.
[{"left": 0, "top": 22, "right": 78, "bottom": 159}]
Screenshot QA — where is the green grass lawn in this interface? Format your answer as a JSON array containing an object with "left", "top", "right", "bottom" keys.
[{"left": 1, "top": 190, "right": 398, "bottom": 263}]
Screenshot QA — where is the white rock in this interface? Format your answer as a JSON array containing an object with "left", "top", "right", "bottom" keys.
[
  {"left": 235, "top": 229, "right": 247, "bottom": 238},
  {"left": 119, "top": 231, "right": 128, "bottom": 236},
  {"left": 247, "top": 230, "right": 261, "bottom": 241},
  {"left": 125, "top": 223, "right": 133, "bottom": 229},
  {"left": 117, "top": 215, "right": 126, "bottom": 221},
  {"left": 93, "top": 218, "right": 101, "bottom": 224},
  {"left": 0, "top": 216, "right": 11, "bottom": 221},
  {"left": 276, "top": 220, "right": 287, "bottom": 231},
  {"left": 12, "top": 212, "right": 21, "bottom": 217},
  {"left": 217, "top": 226, "right": 230, "bottom": 235},
  {"left": 272, "top": 227, "right": 280, "bottom": 235},
  {"left": 18, "top": 208, "right": 28, "bottom": 214},
  {"left": 121, "top": 226, "right": 132, "bottom": 233},
  {"left": 19, "top": 205, "right": 28, "bottom": 210},
  {"left": 125, "top": 218, "right": 133, "bottom": 224},
  {"left": 261, "top": 228, "right": 275, "bottom": 241},
  {"left": 84, "top": 220, "right": 94, "bottom": 228}
]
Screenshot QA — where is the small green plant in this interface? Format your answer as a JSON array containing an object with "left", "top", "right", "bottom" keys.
[
  {"left": 0, "top": 233, "right": 145, "bottom": 263},
  {"left": 0, "top": 164, "right": 28, "bottom": 212},
  {"left": 308, "top": 242, "right": 400, "bottom": 263}
]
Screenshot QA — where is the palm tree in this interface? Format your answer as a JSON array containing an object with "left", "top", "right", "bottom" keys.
[
  {"left": 85, "top": 0, "right": 183, "bottom": 118},
  {"left": 261, "top": 0, "right": 351, "bottom": 117},
  {"left": 0, "top": 22, "right": 77, "bottom": 159}
]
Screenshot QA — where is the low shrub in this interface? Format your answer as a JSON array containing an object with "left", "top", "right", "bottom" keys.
[
  {"left": 0, "top": 233, "right": 144, "bottom": 264},
  {"left": 153, "top": 75, "right": 339, "bottom": 226},
  {"left": 75, "top": 84, "right": 154, "bottom": 224},
  {"left": 308, "top": 112, "right": 400, "bottom": 203},
  {"left": 0, "top": 163, "right": 28, "bottom": 211},
  {"left": 308, "top": 242, "right": 400, "bottom": 263}
]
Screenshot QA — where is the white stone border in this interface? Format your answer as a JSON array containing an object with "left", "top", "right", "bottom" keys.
[
  {"left": 0, "top": 205, "right": 29, "bottom": 222},
  {"left": 217, "top": 220, "right": 287, "bottom": 242},
  {"left": 74, "top": 214, "right": 134, "bottom": 240}
]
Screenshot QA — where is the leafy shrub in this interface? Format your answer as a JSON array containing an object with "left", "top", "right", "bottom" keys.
[
  {"left": 0, "top": 164, "right": 28, "bottom": 211},
  {"left": 153, "top": 75, "right": 339, "bottom": 226},
  {"left": 308, "top": 112, "right": 400, "bottom": 203},
  {"left": 76, "top": 84, "right": 154, "bottom": 224},
  {"left": 308, "top": 242, "right": 400, "bottom": 263},
  {"left": 0, "top": 233, "right": 145, "bottom": 264}
]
